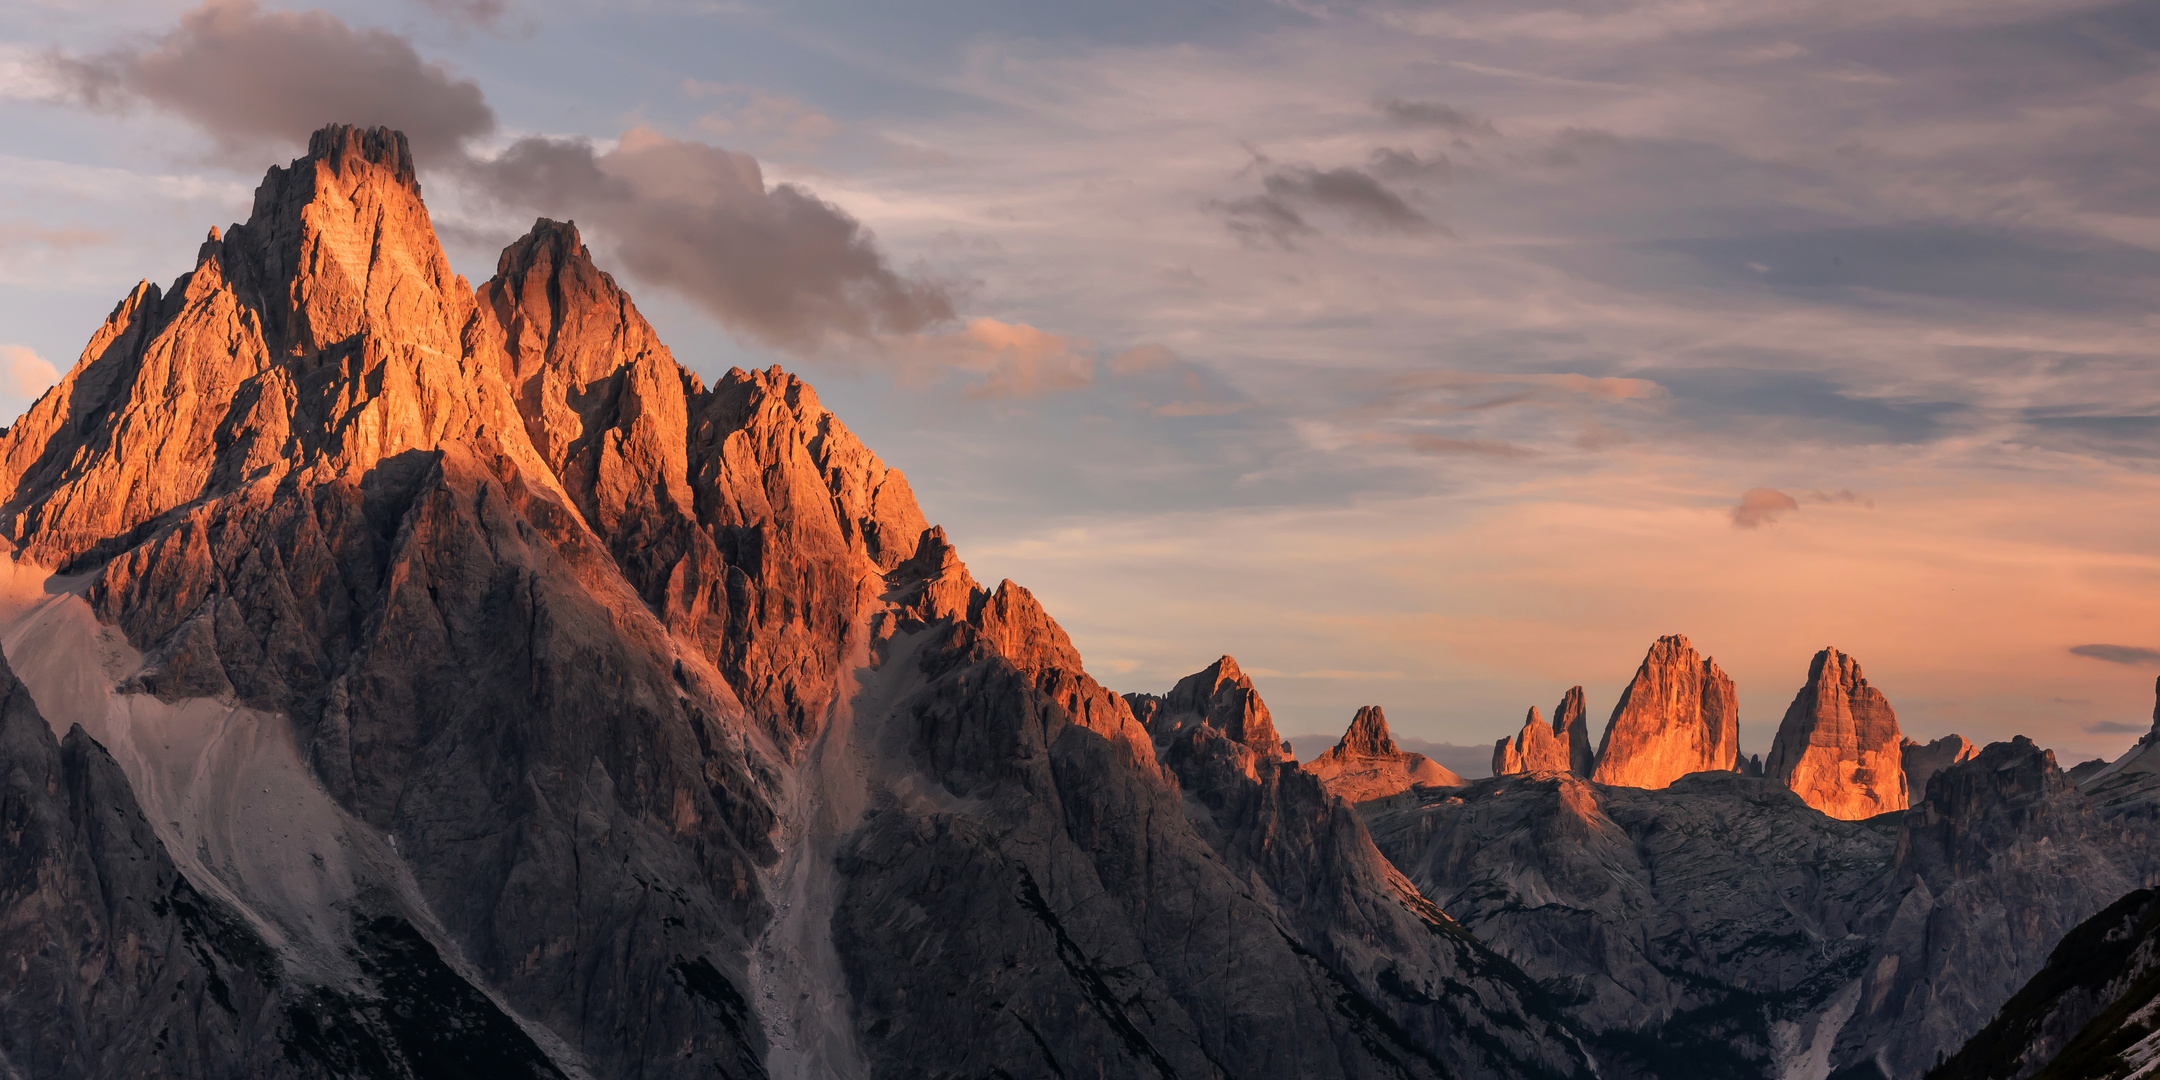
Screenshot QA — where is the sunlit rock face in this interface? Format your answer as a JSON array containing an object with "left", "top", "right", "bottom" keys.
[
  {"left": 1308, "top": 704, "right": 1465, "bottom": 803},
  {"left": 1493, "top": 686, "right": 1594, "bottom": 777},
  {"left": 1589, "top": 635, "right": 1740, "bottom": 790},
  {"left": 0, "top": 125, "right": 1597, "bottom": 1080},
  {"left": 1764, "top": 647, "right": 1909, "bottom": 820}
]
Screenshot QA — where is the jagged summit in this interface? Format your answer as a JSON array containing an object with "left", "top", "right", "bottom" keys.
[
  {"left": 1494, "top": 686, "right": 1594, "bottom": 777},
  {"left": 1590, "top": 633, "right": 1739, "bottom": 789},
  {"left": 1145, "top": 654, "right": 1288, "bottom": 758},
  {"left": 1764, "top": 646, "right": 1908, "bottom": 819},
  {"left": 0, "top": 125, "right": 1596, "bottom": 1079},
  {"left": 1338, "top": 702, "right": 1398, "bottom": 756},
  {"left": 305, "top": 123, "right": 420, "bottom": 192},
  {"left": 1307, "top": 704, "right": 1464, "bottom": 803}
]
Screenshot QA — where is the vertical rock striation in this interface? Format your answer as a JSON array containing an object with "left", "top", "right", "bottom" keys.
[
  {"left": 1494, "top": 686, "right": 1594, "bottom": 777},
  {"left": 1590, "top": 635, "right": 1739, "bottom": 790},
  {"left": 1309, "top": 704, "right": 1465, "bottom": 802},
  {"left": 1764, "top": 647, "right": 1909, "bottom": 820}
]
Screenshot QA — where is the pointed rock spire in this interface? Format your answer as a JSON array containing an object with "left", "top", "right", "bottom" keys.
[
  {"left": 1590, "top": 634, "right": 1739, "bottom": 790},
  {"left": 1339, "top": 703, "right": 1398, "bottom": 756},
  {"left": 1493, "top": 687, "right": 1595, "bottom": 776},
  {"left": 1763, "top": 647, "right": 1908, "bottom": 819},
  {"left": 1308, "top": 705, "right": 1463, "bottom": 803},
  {"left": 1157, "top": 656, "right": 1286, "bottom": 759}
]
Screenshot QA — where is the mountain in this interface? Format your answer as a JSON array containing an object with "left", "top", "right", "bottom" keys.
[
  {"left": 1493, "top": 686, "right": 1594, "bottom": 777},
  {"left": 1927, "top": 887, "right": 2160, "bottom": 1080},
  {"left": 0, "top": 126, "right": 1594, "bottom": 1078},
  {"left": 1905, "top": 734, "right": 1979, "bottom": 807},
  {"left": 1763, "top": 647, "right": 1908, "bottom": 820},
  {"left": 1306, "top": 704, "right": 1465, "bottom": 802},
  {"left": 1590, "top": 635, "right": 1740, "bottom": 789},
  {"left": 1359, "top": 731, "right": 2158, "bottom": 1079}
]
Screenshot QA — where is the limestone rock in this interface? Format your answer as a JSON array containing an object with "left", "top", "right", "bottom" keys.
[
  {"left": 1904, "top": 733, "right": 1979, "bottom": 806},
  {"left": 1493, "top": 686, "right": 1594, "bottom": 776},
  {"left": 1309, "top": 705, "right": 1465, "bottom": 803},
  {"left": 1589, "top": 634, "right": 1740, "bottom": 789},
  {"left": 0, "top": 124, "right": 1596, "bottom": 1080},
  {"left": 1134, "top": 654, "right": 1290, "bottom": 762},
  {"left": 1764, "top": 646, "right": 1909, "bottom": 820},
  {"left": 1929, "top": 886, "right": 2160, "bottom": 1080}
]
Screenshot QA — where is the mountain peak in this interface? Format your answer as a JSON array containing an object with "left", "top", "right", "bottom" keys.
[
  {"left": 305, "top": 123, "right": 418, "bottom": 193},
  {"left": 1337, "top": 704, "right": 1397, "bottom": 756},
  {"left": 1590, "top": 634, "right": 1740, "bottom": 789},
  {"left": 1765, "top": 646, "right": 1907, "bottom": 819}
]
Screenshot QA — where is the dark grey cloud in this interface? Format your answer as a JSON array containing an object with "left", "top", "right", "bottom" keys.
[
  {"left": 1641, "top": 367, "right": 1962, "bottom": 445},
  {"left": 1217, "top": 162, "right": 1442, "bottom": 247},
  {"left": 1379, "top": 99, "right": 1496, "bottom": 137},
  {"left": 2022, "top": 414, "right": 2160, "bottom": 459},
  {"left": 39, "top": 1, "right": 953, "bottom": 355},
  {"left": 2070, "top": 644, "right": 2160, "bottom": 667},
  {"left": 1650, "top": 225, "right": 2160, "bottom": 315},
  {"left": 2084, "top": 720, "right": 2146, "bottom": 735},
  {"left": 47, "top": 0, "right": 494, "bottom": 166},
  {"left": 1402, "top": 433, "right": 1533, "bottom": 459},
  {"left": 1367, "top": 147, "right": 1452, "bottom": 183},
  {"left": 472, "top": 132, "right": 954, "bottom": 349}
]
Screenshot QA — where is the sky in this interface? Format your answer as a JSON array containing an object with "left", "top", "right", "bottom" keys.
[{"left": 2, "top": 0, "right": 2158, "bottom": 771}]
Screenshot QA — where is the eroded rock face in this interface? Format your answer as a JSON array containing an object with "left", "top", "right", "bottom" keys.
[
  {"left": 1309, "top": 705, "right": 1465, "bottom": 803},
  {"left": 1764, "top": 647, "right": 1909, "bottom": 820},
  {"left": 1364, "top": 770, "right": 1893, "bottom": 1078},
  {"left": 1494, "top": 686, "right": 1594, "bottom": 777},
  {"left": 0, "top": 125, "right": 1596, "bottom": 1080},
  {"left": 1832, "top": 738, "right": 2140, "bottom": 1078},
  {"left": 1590, "top": 635, "right": 1739, "bottom": 790},
  {"left": 1904, "top": 733, "right": 1979, "bottom": 807}
]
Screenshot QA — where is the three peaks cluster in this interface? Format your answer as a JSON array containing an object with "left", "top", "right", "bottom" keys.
[{"left": 1302, "top": 634, "right": 1977, "bottom": 821}]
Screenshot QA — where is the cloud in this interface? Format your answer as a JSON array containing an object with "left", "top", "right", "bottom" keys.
[
  {"left": 1378, "top": 99, "right": 1496, "bottom": 136},
  {"left": 2084, "top": 720, "right": 2147, "bottom": 734},
  {"left": 0, "top": 222, "right": 116, "bottom": 251},
  {"left": 412, "top": 0, "right": 510, "bottom": 30},
  {"left": 1403, "top": 433, "right": 1535, "bottom": 458},
  {"left": 1110, "top": 343, "right": 1179, "bottom": 375},
  {"left": 34, "top": 3, "right": 959, "bottom": 359},
  {"left": 46, "top": 0, "right": 494, "bottom": 165},
  {"left": 1730, "top": 487, "right": 1799, "bottom": 528},
  {"left": 1217, "top": 160, "right": 1442, "bottom": 247},
  {"left": 1368, "top": 147, "right": 1453, "bottom": 182},
  {"left": 473, "top": 128, "right": 955, "bottom": 351},
  {"left": 685, "top": 82, "right": 838, "bottom": 157},
  {"left": 2070, "top": 644, "right": 2160, "bottom": 666},
  {"left": 0, "top": 346, "right": 59, "bottom": 401},
  {"left": 874, "top": 317, "right": 1092, "bottom": 399}
]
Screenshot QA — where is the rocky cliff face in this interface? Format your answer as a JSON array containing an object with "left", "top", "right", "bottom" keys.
[
  {"left": 1590, "top": 635, "right": 1740, "bottom": 790},
  {"left": 1308, "top": 705, "right": 1464, "bottom": 802},
  {"left": 1494, "top": 686, "right": 1594, "bottom": 777},
  {"left": 0, "top": 126, "right": 1594, "bottom": 1079},
  {"left": 1905, "top": 734, "right": 1979, "bottom": 807},
  {"left": 1363, "top": 733, "right": 2160, "bottom": 1080},
  {"left": 1764, "top": 647, "right": 1909, "bottom": 820},
  {"left": 1928, "top": 887, "right": 2160, "bottom": 1080}
]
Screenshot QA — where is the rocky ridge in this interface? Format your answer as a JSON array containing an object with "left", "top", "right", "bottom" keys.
[
  {"left": 1306, "top": 705, "right": 1465, "bottom": 803},
  {"left": 0, "top": 126, "right": 1594, "bottom": 1079},
  {"left": 1763, "top": 647, "right": 1909, "bottom": 820}
]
